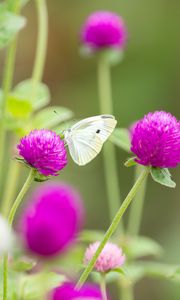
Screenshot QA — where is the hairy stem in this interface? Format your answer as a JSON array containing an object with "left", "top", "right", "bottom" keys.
[{"left": 76, "top": 167, "right": 149, "bottom": 289}]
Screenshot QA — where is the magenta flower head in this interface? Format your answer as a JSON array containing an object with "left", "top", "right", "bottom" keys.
[
  {"left": 84, "top": 241, "right": 125, "bottom": 273},
  {"left": 131, "top": 111, "right": 180, "bottom": 168},
  {"left": 19, "top": 182, "right": 84, "bottom": 257},
  {"left": 80, "top": 11, "right": 127, "bottom": 51},
  {"left": 51, "top": 282, "right": 102, "bottom": 300},
  {"left": 17, "top": 129, "right": 67, "bottom": 177}
]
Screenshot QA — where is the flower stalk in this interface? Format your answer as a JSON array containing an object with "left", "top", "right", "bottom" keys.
[
  {"left": 76, "top": 167, "right": 149, "bottom": 289},
  {"left": 97, "top": 53, "right": 123, "bottom": 231},
  {"left": 32, "top": 0, "right": 48, "bottom": 91},
  {"left": 0, "top": 0, "right": 21, "bottom": 192},
  {"left": 127, "top": 164, "right": 148, "bottom": 235},
  {"left": 3, "top": 168, "right": 35, "bottom": 300},
  {"left": 100, "top": 274, "right": 108, "bottom": 300}
]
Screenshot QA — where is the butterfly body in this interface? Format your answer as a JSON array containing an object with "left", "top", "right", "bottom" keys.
[{"left": 64, "top": 115, "right": 117, "bottom": 165}]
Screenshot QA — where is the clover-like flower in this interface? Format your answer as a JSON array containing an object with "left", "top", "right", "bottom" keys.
[
  {"left": 51, "top": 282, "right": 102, "bottom": 300},
  {"left": 80, "top": 11, "right": 127, "bottom": 50},
  {"left": 17, "top": 129, "right": 67, "bottom": 176},
  {"left": 19, "top": 182, "right": 84, "bottom": 257},
  {"left": 131, "top": 111, "right": 180, "bottom": 168},
  {"left": 84, "top": 241, "right": 125, "bottom": 273}
]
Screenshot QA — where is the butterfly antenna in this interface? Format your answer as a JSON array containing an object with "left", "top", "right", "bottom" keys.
[{"left": 53, "top": 110, "right": 66, "bottom": 128}]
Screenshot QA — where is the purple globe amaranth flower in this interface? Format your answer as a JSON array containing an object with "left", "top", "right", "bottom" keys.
[
  {"left": 17, "top": 129, "right": 67, "bottom": 176},
  {"left": 19, "top": 182, "right": 84, "bottom": 257},
  {"left": 84, "top": 241, "right": 125, "bottom": 273},
  {"left": 51, "top": 282, "right": 103, "bottom": 300},
  {"left": 131, "top": 111, "right": 180, "bottom": 168},
  {"left": 80, "top": 11, "right": 127, "bottom": 50}
]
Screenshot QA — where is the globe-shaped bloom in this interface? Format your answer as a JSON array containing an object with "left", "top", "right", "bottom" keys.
[
  {"left": 84, "top": 241, "right": 125, "bottom": 273},
  {"left": 19, "top": 182, "right": 84, "bottom": 257},
  {"left": 17, "top": 129, "right": 67, "bottom": 176},
  {"left": 80, "top": 11, "right": 127, "bottom": 50},
  {"left": 51, "top": 282, "right": 102, "bottom": 300},
  {"left": 131, "top": 111, "right": 180, "bottom": 168}
]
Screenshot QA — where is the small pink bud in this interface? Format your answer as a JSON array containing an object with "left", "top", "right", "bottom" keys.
[{"left": 84, "top": 241, "right": 125, "bottom": 273}]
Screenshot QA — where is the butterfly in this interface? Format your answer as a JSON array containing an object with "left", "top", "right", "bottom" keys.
[{"left": 64, "top": 115, "right": 117, "bottom": 166}]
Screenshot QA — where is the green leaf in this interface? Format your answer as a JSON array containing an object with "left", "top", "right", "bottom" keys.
[
  {"left": 150, "top": 167, "right": 176, "bottom": 188},
  {"left": 32, "top": 106, "right": 73, "bottom": 129},
  {"left": 123, "top": 264, "right": 146, "bottom": 283},
  {"left": 123, "top": 262, "right": 178, "bottom": 284},
  {"left": 110, "top": 268, "right": 126, "bottom": 276},
  {"left": 0, "top": 4, "right": 26, "bottom": 48},
  {"left": 34, "top": 170, "right": 51, "bottom": 182},
  {"left": 110, "top": 128, "right": 131, "bottom": 153},
  {"left": 7, "top": 0, "right": 30, "bottom": 10},
  {"left": 11, "top": 258, "right": 36, "bottom": 272},
  {"left": 137, "top": 262, "right": 178, "bottom": 280},
  {"left": 54, "top": 244, "right": 85, "bottom": 273},
  {"left": 124, "top": 157, "right": 137, "bottom": 167},
  {"left": 20, "top": 272, "right": 65, "bottom": 300},
  {"left": 7, "top": 94, "right": 32, "bottom": 118},
  {"left": 171, "top": 267, "right": 180, "bottom": 282},
  {"left": 123, "top": 236, "right": 163, "bottom": 259},
  {"left": 13, "top": 79, "right": 50, "bottom": 110}
]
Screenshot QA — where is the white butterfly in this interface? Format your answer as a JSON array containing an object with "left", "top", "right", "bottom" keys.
[{"left": 64, "top": 115, "right": 117, "bottom": 166}]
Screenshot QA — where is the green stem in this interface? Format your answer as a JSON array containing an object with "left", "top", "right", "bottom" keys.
[
  {"left": 1, "top": 159, "right": 21, "bottom": 217},
  {"left": 76, "top": 168, "right": 149, "bottom": 289},
  {"left": 0, "top": 41, "right": 18, "bottom": 193},
  {"left": 3, "top": 168, "right": 35, "bottom": 300},
  {"left": 97, "top": 53, "right": 123, "bottom": 231},
  {"left": 100, "top": 274, "right": 107, "bottom": 300},
  {"left": 32, "top": 0, "right": 48, "bottom": 86},
  {"left": 127, "top": 164, "right": 148, "bottom": 235},
  {"left": 0, "top": 0, "right": 21, "bottom": 194}
]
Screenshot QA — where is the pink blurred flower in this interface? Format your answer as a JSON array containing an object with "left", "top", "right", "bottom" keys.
[
  {"left": 51, "top": 282, "right": 102, "bottom": 300},
  {"left": 80, "top": 11, "right": 127, "bottom": 50},
  {"left": 84, "top": 241, "right": 125, "bottom": 273},
  {"left": 19, "top": 182, "right": 84, "bottom": 257}
]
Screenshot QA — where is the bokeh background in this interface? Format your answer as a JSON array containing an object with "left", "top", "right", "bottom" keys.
[{"left": 1, "top": 0, "right": 180, "bottom": 299}]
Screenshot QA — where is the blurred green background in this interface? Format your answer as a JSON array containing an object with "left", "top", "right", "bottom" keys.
[{"left": 1, "top": 0, "right": 180, "bottom": 299}]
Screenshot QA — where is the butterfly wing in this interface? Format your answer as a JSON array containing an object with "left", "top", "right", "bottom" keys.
[
  {"left": 67, "top": 132, "right": 103, "bottom": 166},
  {"left": 70, "top": 115, "right": 117, "bottom": 142},
  {"left": 64, "top": 115, "right": 117, "bottom": 165}
]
